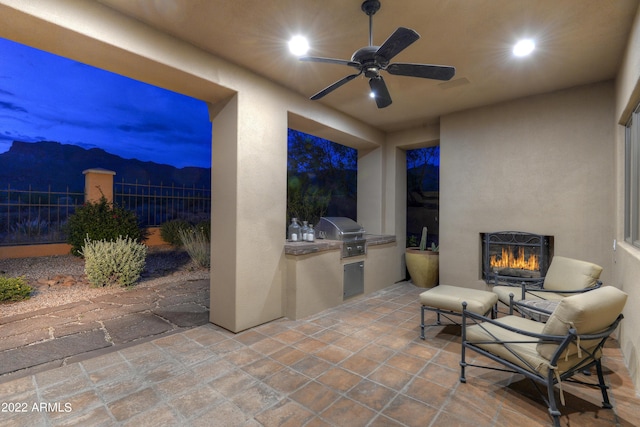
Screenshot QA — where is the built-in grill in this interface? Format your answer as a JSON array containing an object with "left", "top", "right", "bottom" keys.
[{"left": 315, "top": 217, "right": 366, "bottom": 258}]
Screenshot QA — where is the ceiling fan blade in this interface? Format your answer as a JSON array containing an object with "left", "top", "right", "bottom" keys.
[
  {"left": 386, "top": 63, "right": 456, "bottom": 81},
  {"left": 299, "top": 56, "right": 360, "bottom": 68},
  {"left": 369, "top": 76, "right": 392, "bottom": 108},
  {"left": 375, "top": 27, "right": 420, "bottom": 63},
  {"left": 310, "top": 72, "right": 361, "bottom": 100}
]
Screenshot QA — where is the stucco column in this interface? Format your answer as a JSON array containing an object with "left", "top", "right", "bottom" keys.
[
  {"left": 83, "top": 168, "right": 116, "bottom": 203},
  {"left": 357, "top": 143, "right": 409, "bottom": 282},
  {"left": 357, "top": 148, "right": 384, "bottom": 234},
  {"left": 208, "top": 94, "right": 287, "bottom": 333}
]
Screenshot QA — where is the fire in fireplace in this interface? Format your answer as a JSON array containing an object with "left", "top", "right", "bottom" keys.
[
  {"left": 490, "top": 246, "right": 540, "bottom": 272},
  {"left": 481, "top": 231, "right": 553, "bottom": 284}
]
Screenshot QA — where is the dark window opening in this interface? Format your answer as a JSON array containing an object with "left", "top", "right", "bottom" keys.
[{"left": 406, "top": 146, "right": 439, "bottom": 248}]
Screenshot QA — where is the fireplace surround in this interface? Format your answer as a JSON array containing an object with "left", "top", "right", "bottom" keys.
[{"left": 481, "top": 231, "right": 553, "bottom": 284}]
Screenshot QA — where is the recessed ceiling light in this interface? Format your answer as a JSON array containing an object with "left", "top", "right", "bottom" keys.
[
  {"left": 369, "top": 91, "right": 376, "bottom": 98},
  {"left": 288, "top": 35, "right": 309, "bottom": 56},
  {"left": 513, "top": 39, "right": 535, "bottom": 57}
]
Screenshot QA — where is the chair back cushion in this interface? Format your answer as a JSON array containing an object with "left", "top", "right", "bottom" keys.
[
  {"left": 537, "top": 286, "right": 627, "bottom": 360},
  {"left": 543, "top": 256, "right": 602, "bottom": 292}
]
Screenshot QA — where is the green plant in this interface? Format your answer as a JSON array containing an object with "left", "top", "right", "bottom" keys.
[
  {"left": 178, "top": 226, "right": 210, "bottom": 268},
  {"left": 160, "top": 219, "right": 192, "bottom": 247},
  {"left": 419, "top": 226, "right": 428, "bottom": 251},
  {"left": 195, "top": 220, "right": 211, "bottom": 241},
  {"left": 414, "top": 226, "right": 439, "bottom": 252},
  {"left": 11, "top": 217, "right": 48, "bottom": 236},
  {"left": 287, "top": 176, "right": 331, "bottom": 231},
  {"left": 0, "top": 276, "right": 32, "bottom": 302},
  {"left": 81, "top": 236, "right": 147, "bottom": 287},
  {"left": 66, "top": 197, "right": 146, "bottom": 256}
]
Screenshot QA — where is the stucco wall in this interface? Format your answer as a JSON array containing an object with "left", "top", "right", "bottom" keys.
[
  {"left": 0, "top": 0, "right": 394, "bottom": 333},
  {"left": 614, "top": 5, "right": 640, "bottom": 394},
  {"left": 440, "top": 82, "right": 615, "bottom": 290}
]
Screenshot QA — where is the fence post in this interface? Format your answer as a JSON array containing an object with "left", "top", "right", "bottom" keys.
[{"left": 83, "top": 168, "right": 116, "bottom": 203}]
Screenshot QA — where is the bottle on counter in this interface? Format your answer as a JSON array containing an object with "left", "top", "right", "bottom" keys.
[
  {"left": 306, "top": 224, "right": 315, "bottom": 242},
  {"left": 301, "top": 221, "right": 309, "bottom": 241},
  {"left": 288, "top": 218, "right": 301, "bottom": 241}
]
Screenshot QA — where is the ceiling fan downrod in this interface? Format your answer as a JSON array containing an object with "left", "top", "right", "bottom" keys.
[{"left": 361, "top": 0, "right": 381, "bottom": 46}]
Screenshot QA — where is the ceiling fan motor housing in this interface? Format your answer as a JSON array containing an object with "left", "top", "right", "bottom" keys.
[{"left": 361, "top": 0, "right": 381, "bottom": 16}]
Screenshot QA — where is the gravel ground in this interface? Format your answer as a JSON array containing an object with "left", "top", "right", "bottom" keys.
[{"left": 0, "top": 247, "right": 209, "bottom": 318}]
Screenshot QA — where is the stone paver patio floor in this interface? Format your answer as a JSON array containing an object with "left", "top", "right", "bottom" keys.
[
  {"left": 0, "top": 278, "right": 209, "bottom": 380},
  {"left": 0, "top": 282, "right": 639, "bottom": 426}
]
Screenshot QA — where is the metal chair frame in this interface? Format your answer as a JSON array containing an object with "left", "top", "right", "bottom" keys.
[{"left": 460, "top": 302, "right": 623, "bottom": 427}]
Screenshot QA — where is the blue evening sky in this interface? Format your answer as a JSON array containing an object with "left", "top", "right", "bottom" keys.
[{"left": 0, "top": 37, "right": 212, "bottom": 169}]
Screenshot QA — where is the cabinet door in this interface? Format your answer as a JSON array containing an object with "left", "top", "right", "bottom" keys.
[{"left": 344, "top": 261, "right": 364, "bottom": 299}]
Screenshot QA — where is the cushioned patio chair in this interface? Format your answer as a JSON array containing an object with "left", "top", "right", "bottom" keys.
[
  {"left": 492, "top": 256, "right": 603, "bottom": 312},
  {"left": 460, "top": 286, "right": 627, "bottom": 427}
]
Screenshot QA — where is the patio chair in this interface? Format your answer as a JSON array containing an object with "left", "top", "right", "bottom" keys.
[
  {"left": 460, "top": 286, "right": 627, "bottom": 427},
  {"left": 491, "top": 256, "right": 603, "bottom": 312}
]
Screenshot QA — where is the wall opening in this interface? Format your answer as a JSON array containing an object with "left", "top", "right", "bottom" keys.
[{"left": 286, "top": 129, "right": 357, "bottom": 230}]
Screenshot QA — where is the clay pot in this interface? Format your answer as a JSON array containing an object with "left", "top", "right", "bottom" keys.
[{"left": 405, "top": 248, "right": 439, "bottom": 288}]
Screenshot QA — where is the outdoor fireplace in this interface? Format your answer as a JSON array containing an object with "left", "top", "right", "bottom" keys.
[{"left": 481, "top": 231, "right": 553, "bottom": 284}]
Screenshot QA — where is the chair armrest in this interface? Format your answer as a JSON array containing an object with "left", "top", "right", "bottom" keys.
[
  {"left": 524, "top": 280, "right": 602, "bottom": 298},
  {"left": 492, "top": 274, "right": 544, "bottom": 289},
  {"left": 462, "top": 302, "right": 563, "bottom": 340},
  {"left": 492, "top": 277, "right": 544, "bottom": 303},
  {"left": 547, "top": 313, "right": 623, "bottom": 367},
  {"left": 462, "top": 302, "right": 624, "bottom": 370},
  {"left": 462, "top": 303, "right": 623, "bottom": 346}
]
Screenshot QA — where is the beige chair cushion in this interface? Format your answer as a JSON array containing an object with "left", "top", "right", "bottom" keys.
[
  {"left": 466, "top": 315, "right": 547, "bottom": 372},
  {"left": 420, "top": 285, "right": 498, "bottom": 315},
  {"left": 537, "top": 286, "right": 627, "bottom": 360},
  {"left": 491, "top": 286, "right": 523, "bottom": 305},
  {"left": 465, "top": 315, "right": 582, "bottom": 376},
  {"left": 466, "top": 315, "right": 605, "bottom": 376},
  {"left": 492, "top": 256, "right": 602, "bottom": 305},
  {"left": 542, "top": 256, "right": 602, "bottom": 292}
]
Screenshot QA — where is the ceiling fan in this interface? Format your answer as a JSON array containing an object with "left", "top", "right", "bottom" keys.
[{"left": 300, "top": 0, "right": 455, "bottom": 108}]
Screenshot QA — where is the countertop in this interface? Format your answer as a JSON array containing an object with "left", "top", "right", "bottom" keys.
[{"left": 284, "top": 234, "right": 396, "bottom": 256}]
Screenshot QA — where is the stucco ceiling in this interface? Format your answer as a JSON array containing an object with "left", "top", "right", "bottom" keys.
[{"left": 97, "top": 0, "right": 639, "bottom": 132}]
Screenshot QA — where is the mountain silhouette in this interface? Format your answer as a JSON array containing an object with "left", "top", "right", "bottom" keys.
[{"left": 0, "top": 141, "right": 211, "bottom": 192}]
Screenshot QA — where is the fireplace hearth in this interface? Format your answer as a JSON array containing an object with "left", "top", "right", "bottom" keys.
[{"left": 481, "top": 231, "right": 553, "bottom": 284}]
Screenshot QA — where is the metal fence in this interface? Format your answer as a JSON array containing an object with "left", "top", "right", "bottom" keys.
[
  {"left": 0, "top": 180, "right": 211, "bottom": 246},
  {"left": 0, "top": 185, "right": 84, "bottom": 245},
  {"left": 114, "top": 179, "right": 211, "bottom": 227}
]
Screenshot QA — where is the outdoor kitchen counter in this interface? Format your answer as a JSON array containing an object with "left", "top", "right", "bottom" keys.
[
  {"left": 284, "top": 234, "right": 398, "bottom": 320},
  {"left": 284, "top": 234, "right": 396, "bottom": 255}
]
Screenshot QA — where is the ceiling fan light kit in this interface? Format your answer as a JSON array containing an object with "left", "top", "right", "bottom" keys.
[{"left": 300, "top": 0, "right": 456, "bottom": 108}]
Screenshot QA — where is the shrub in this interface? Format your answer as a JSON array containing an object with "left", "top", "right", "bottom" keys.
[
  {"left": 195, "top": 220, "right": 211, "bottom": 241},
  {"left": 11, "top": 217, "right": 48, "bottom": 237},
  {"left": 160, "top": 219, "right": 192, "bottom": 247},
  {"left": 66, "top": 197, "right": 146, "bottom": 256},
  {"left": 0, "top": 276, "right": 32, "bottom": 302},
  {"left": 178, "top": 226, "right": 210, "bottom": 268},
  {"left": 81, "top": 236, "right": 147, "bottom": 287}
]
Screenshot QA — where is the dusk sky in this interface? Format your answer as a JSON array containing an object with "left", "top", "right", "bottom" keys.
[{"left": 0, "top": 37, "right": 212, "bottom": 169}]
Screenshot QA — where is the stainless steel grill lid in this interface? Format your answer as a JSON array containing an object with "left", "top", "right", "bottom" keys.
[{"left": 315, "top": 217, "right": 365, "bottom": 240}]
